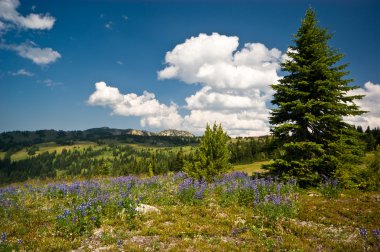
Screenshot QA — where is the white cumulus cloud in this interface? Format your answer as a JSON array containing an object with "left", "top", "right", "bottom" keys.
[
  {"left": 182, "top": 110, "right": 270, "bottom": 137},
  {"left": 89, "top": 34, "right": 379, "bottom": 136},
  {"left": 6, "top": 42, "right": 61, "bottom": 65},
  {"left": 185, "top": 87, "right": 267, "bottom": 112},
  {"left": 88, "top": 33, "right": 284, "bottom": 136},
  {"left": 345, "top": 82, "right": 380, "bottom": 129},
  {"left": 0, "top": 20, "right": 6, "bottom": 30},
  {"left": 0, "top": 1, "right": 59, "bottom": 65},
  {"left": 157, "top": 33, "right": 282, "bottom": 136},
  {"left": 88, "top": 82, "right": 183, "bottom": 129},
  {"left": 158, "top": 33, "right": 281, "bottom": 91},
  {"left": 0, "top": 0, "right": 55, "bottom": 30}
]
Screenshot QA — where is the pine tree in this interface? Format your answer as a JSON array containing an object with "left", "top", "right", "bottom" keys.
[
  {"left": 268, "top": 8, "right": 365, "bottom": 186},
  {"left": 184, "top": 123, "right": 231, "bottom": 182},
  {"left": 174, "top": 148, "right": 185, "bottom": 171}
]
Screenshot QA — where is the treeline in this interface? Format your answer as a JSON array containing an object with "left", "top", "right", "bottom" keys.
[
  {"left": 0, "top": 145, "right": 193, "bottom": 184},
  {"left": 0, "top": 128, "right": 199, "bottom": 152},
  {"left": 228, "top": 136, "right": 276, "bottom": 164},
  {"left": 0, "top": 136, "right": 277, "bottom": 184},
  {"left": 357, "top": 126, "right": 380, "bottom": 151}
]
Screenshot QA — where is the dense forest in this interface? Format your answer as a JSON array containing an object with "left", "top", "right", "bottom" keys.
[
  {"left": 0, "top": 133, "right": 279, "bottom": 184},
  {"left": 0, "top": 145, "right": 187, "bottom": 183},
  {"left": 0, "top": 126, "right": 379, "bottom": 185}
]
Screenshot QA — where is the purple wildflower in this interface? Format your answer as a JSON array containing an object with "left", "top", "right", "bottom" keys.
[
  {"left": 117, "top": 239, "right": 123, "bottom": 246},
  {"left": 1, "top": 232, "right": 6, "bottom": 242},
  {"left": 373, "top": 229, "right": 380, "bottom": 240},
  {"left": 173, "top": 171, "right": 187, "bottom": 180},
  {"left": 288, "top": 178, "right": 297, "bottom": 186},
  {"left": 195, "top": 182, "right": 207, "bottom": 199},
  {"left": 359, "top": 227, "right": 368, "bottom": 239},
  {"left": 331, "top": 178, "right": 338, "bottom": 188},
  {"left": 254, "top": 185, "right": 260, "bottom": 205}
]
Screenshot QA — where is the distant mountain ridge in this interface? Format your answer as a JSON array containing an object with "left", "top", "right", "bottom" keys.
[
  {"left": 48, "top": 127, "right": 194, "bottom": 137},
  {"left": 84, "top": 127, "right": 194, "bottom": 137},
  {"left": 157, "top": 129, "right": 195, "bottom": 137}
]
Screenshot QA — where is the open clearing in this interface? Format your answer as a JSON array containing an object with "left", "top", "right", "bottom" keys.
[{"left": 233, "top": 161, "right": 271, "bottom": 175}]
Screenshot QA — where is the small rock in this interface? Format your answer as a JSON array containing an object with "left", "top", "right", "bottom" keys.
[
  {"left": 308, "top": 192, "right": 319, "bottom": 197},
  {"left": 373, "top": 194, "right": 380, "bottom": 202},
  {"left": 234, "top": 217, "right": 246, "bottom": 225},
  {"left": 216, "top": 212, "right": 228, "bottom": 218},
  {"left": 144, "top": 220, "right": 154, "bottom": 227},
  {"left": 93, "top": 228, "right": 103, "bottom": 238},
  {"left": 208, "top": 202, "right": 218, "bottom": 208},
  {"left": 231, "top": 227, "right": 248, "bottom": 236},
  {"left": 135, "top": 204, "right": 161, "bottom": 214}
]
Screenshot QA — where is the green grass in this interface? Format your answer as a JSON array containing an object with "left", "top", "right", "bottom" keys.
[
  {"left": 6, "top": 142, "right": 98, "bottom": 161},
  {"left": 2, "top": 142, "right": 196, "bottom": 162},
  {"left": 1, "top": 172, "right": 378, "bottom": 251},
  {"left": 233, "top": 160, "right": 272, "bottom": 175},
  {"left": 37, "top": 141, "right": 97, "bottom": 154}
]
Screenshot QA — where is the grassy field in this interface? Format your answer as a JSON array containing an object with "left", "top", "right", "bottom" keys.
[
  {"left": 2, "top": 142, "right": 98, "bottom": 162},
  {"left": 233, "top": 161, "right": 272, "bottom": 175},
  {"left": 0, "top": 172, "right": 379, "bottom": 251},
  {"left": 1, "top": 142, "right": 197, "bottom": 162}
]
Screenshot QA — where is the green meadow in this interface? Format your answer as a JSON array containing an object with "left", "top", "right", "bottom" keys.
[{"left": 0, "top": 171, "right": 379, "bottom": 251}]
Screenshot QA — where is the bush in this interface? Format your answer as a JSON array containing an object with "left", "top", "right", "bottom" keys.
[
  {"left": 184, "top": 123, "right": 230, "bottom": 182},
  {"left": 359, "top": 146, "right": 380, "bottom": 191}
]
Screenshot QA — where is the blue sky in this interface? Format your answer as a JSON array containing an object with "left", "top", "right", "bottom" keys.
[{"left": 0, "top": 0, "right": 379, "bottom": 136}]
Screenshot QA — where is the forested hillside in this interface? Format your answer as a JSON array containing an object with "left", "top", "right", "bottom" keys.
[{"left": 0, "top": 127, "right": 197, "bottom": 152}]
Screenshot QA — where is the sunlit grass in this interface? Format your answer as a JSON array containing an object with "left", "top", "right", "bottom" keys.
[
  {"left": 1, "top": 172, "right": 377, "bottom": 251},
  {"left": 233, "top": 160, "right": 272, "bottom": 175},
  {"left": 7, "top": 142, "right": 98, "bottom": 161}
]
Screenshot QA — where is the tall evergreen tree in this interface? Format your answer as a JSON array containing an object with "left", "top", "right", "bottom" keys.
[
  {"left": 268, "top": 8, "right": 365, "bottom": 186},
  {"left": 184, "top": 123, "right": 231, "bottom": 182}
]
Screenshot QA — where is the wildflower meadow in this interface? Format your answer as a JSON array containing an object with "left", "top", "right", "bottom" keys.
[{"left": 1, "top": 171, "right": 379, "bottom": 251}]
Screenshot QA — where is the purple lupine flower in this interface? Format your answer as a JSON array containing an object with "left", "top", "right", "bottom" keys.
[
  {"left": 373, "top": 229, "right": 380, "bottom": 240},
  {"left": 225, "top": 184, "right": 233, "bottom": 194},
  {"left": 273, "top": 194, "right": 282, "bottom": 205},
  {"left": 195, "top": 182, "right": 207, "bottom": 199},
  {"left": 254, "top": 185, "right": 260, "bottom": 205},
  {"left": 17, "top": 239, "right": 22, "bottom": 245},
  {"left": 57, "top": 209, "right": 71, "bottom": 220},
  {"left": 294, "top": 193, "right": 298, "bottom": 201},
  {"left": 359, "top": 227, "right": 368, "bottom": 239},
  {"left": 1, "top": 232, "right": 7, "bottom": 242},
  {"left": 117, "top": 239, "right": 123, "bottom": 246},
  {"left": 178, "top": 178, "right": 193, "bottom": 193},
  {"left": 276, "top": 183, "right": 283, "bottom": 197},
  {"left": 173, "top": 171, "right": 187, "bottom": 180}
]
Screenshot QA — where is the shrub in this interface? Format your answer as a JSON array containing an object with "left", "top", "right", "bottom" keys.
[
  {"left": 184, "top": 123, "right": 230, "bottom": 182},
  {"left": 363, "top": 146, "right": 380, "bottom": 190}
]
